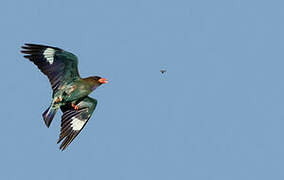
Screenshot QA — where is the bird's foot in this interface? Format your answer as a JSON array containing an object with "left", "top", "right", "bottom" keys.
[
  {"left": 71, "top": 103, "right": 79, "bottom": 111},
  {"left": 55, "top": 97, "right": 62, "bottom": 103}
]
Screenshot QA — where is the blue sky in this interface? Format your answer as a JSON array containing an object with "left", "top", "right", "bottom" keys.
[{"left": 1, "top": 0, "right": 284, "bottom": 179}]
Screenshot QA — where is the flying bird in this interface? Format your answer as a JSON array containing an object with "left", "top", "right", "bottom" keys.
[{"left": 21, "top": 44, "right": 108, "bottom": 150}]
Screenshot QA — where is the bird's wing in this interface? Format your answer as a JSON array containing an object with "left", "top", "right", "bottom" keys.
[
  {"left": 21, "top": 43, "right": 80, "bottom": 92},
  {"left": 57, "top": 96, "right": 98, "bottom": 150}
]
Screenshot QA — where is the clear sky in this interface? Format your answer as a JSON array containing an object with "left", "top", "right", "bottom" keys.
[{"left": 1, "top": 0, "right": 284, "bottom": 179}]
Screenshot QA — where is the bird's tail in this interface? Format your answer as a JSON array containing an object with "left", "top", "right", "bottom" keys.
[{"left": 42, "top": 106, "right": 58, "bottom": 128}]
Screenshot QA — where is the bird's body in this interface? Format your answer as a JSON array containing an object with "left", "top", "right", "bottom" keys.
[
  {"left": 21, "top": 44, "right": 107, "bottom": 150},
  {"left": 52, "top": 77, "right": 99, "bottom": 106}
]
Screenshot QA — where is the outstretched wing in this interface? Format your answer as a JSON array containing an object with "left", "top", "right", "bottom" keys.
[
  {"left": 58, "top": 96, "right": 98, "bottom": 151},
  {"left": 21, "top": 43, "right": 80, "bottom": 92}
]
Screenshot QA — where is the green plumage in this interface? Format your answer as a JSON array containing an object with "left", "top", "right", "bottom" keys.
[
  {"left": 21, "top": 43, "right": 107, "bottom": 150},
  {"left": 58, "top": 97, "right": 98, "bottom": 150}
]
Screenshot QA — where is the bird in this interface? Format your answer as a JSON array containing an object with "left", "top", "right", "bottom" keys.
[{"left": 21, "top": 43, "right": 108, "bottom": 150}]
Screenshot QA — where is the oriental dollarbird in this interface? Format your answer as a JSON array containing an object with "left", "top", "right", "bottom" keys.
[{"left": 21, "top": 44, "right": 108, "bottom": 151}]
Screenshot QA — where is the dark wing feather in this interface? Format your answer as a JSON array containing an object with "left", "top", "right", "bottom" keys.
[
  {"left": 21, "top": 43, "right": 80, "bottom": 92},
  {"left": 58, "top": 96, "right": 98, "bottom": 151}
]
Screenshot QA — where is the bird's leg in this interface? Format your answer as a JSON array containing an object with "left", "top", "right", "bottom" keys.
[
  {"left": 71, "top": 103, "right": 79, "bottom": 111},
  {"left": 55, "top": 97, "right": 62, "bottom": 103}
]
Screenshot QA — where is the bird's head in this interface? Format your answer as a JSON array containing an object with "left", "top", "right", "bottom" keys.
[
  {"left": 92, "top": 76, "right": 108, "bottom": 84},
  {"left": 84, "top": 76, "right": 108, "bottom": 90}
]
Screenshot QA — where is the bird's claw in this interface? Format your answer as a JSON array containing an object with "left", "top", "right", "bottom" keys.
[
  {"left": 71, "top": 103, "right": 79, "bottom": 111},
  {"left": 55, "top": 97, "right": 61, "bottom": 103}
]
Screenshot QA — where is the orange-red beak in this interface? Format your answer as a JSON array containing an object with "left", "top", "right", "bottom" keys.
[{"left": 98, "top": 78, "right": 108, "bottom": 84}]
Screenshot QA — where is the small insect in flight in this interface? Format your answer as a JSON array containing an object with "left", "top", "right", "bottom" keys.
[{"left": 160, "top": 69, "right": 167, "bottom": 74}]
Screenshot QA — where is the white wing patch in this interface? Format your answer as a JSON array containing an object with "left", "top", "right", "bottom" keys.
[
  {"left": 43, "top": 48, "right": 55, "bottom": 64},
  {"left": 70, "top": 117, "right": 87, "bottom": 131}
]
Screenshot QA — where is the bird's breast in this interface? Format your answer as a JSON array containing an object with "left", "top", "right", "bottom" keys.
[{"left": 63, "top": 82, "right": 92, "bottom": 102}]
